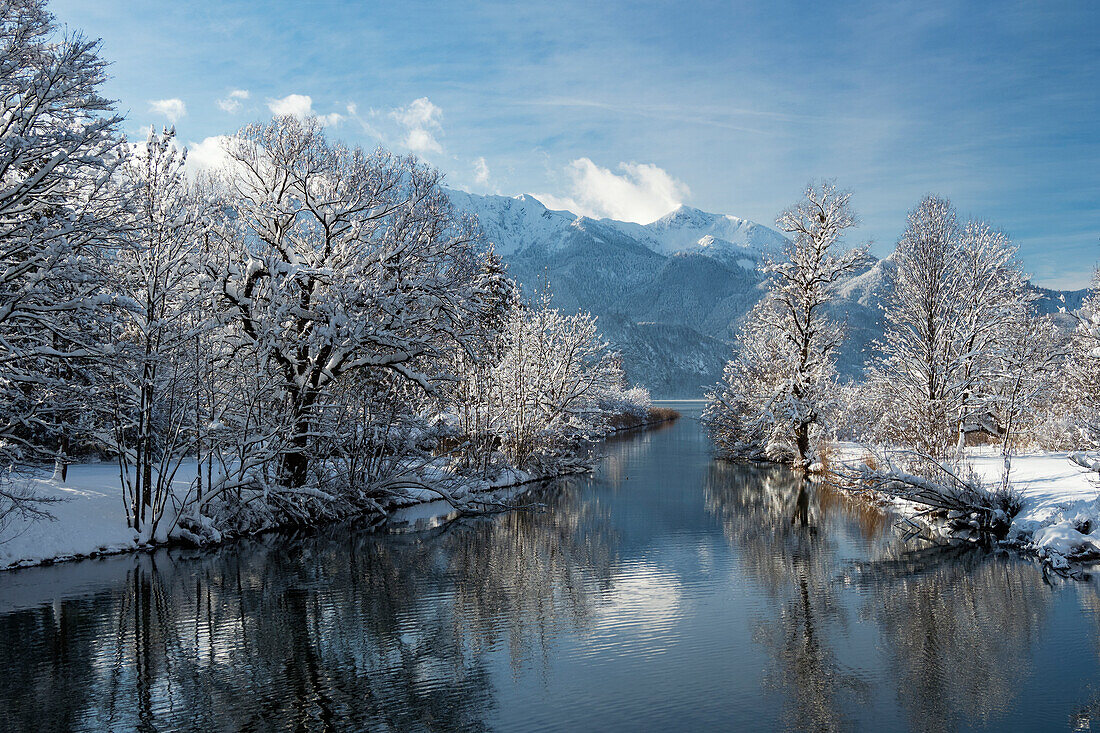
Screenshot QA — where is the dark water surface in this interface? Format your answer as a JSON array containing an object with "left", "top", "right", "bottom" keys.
[{"left": 3, "top": 402, "right": 1100, "bottom": 731}]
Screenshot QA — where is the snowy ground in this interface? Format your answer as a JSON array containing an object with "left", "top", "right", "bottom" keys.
[
  {"left": 0, "top": 461, "right": 187, "bottom": 570},
  {"left": 0, "top": 460, "right": 216, "bottom": 567},
  {"left": 837, "top": 442, "right": 1100, "bottom": 565},
  {"left": 0, "top": 460, "right": 545, "bottom": 571}
]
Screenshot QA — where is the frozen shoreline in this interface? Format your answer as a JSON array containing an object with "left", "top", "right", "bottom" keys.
[
  {"left": 0, "top": 462, "right": 561, "bottom": 571},
  {"left": 835, "top": 442, "right": 1100, "bottom": 568}
]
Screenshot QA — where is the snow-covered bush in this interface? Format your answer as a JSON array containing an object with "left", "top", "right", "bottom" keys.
[
  {"left": 599, "top": 385, "right": 653, "bottom": 430},
  {"left": 840, "top": 450, "right": 1023, "bottom": 540},
  {"left": 441, "top": 290, "right": 632, "bottom": 475},
  {"left": 488, "top": 298, "right": 624, "bottom": 470}
]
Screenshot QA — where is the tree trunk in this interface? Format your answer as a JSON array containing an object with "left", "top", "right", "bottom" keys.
[
  {"left": 795, "top": 422, "right": 811, "bottom": 469},
  {"left": 280, "top": 389, "right": 316, "bottom": 489}
]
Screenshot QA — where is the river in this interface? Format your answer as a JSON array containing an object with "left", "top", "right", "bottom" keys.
[{"left": 2, "top": 402, "right": 1100, "bottom": 731}]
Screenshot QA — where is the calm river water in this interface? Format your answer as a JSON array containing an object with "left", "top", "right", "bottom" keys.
[{"left": 3, "top": 402, "right": 1100, "bottom": 731}]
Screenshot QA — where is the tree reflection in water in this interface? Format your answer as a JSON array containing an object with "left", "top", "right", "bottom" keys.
[
  {"left": 0, "top": 417, "right": 1083, "bottom": 732},
  {"left": 705, "top": 462, "right": 873, "bottom": 731},
  {"left": 849, "top": 544, "right": 1051, "bottom": 732},
  {"left": 705, "top": 460, "right": 1053, "bottom": 732},
  {"left": 0, "top": 478, "right": 615, "bottom": 732}
]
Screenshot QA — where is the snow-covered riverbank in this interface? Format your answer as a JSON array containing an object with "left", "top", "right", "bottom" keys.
[
  {"left": 0, "top": 461, "right": 551, "bottom": 570},
  {"left": 0, "top": 412, "right": 682, "bottom": 571},
  {"left": 836, "top": 442, "right": 1100, "bottom": 567}
]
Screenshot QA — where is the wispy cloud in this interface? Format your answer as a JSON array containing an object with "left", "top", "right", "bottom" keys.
[
  {"left": 217, "top": 89, "right": 249, "bottom": 113},
  {"left": 473, "top": 156, "right": 490, "bottom": 186}
]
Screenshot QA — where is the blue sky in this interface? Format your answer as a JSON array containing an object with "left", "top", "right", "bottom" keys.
[{"left": 51, "top": 0, "right": 1099, "bottom": 288}]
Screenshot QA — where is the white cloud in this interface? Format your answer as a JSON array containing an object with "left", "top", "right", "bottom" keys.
[
  {"left": 267, "top": 93, "right": 314, "bottom": 118},
  {"left": 267, "top": 93, "right": 343, "bottom": 126},
  {"left": 391, "top": 97, "right": 443, "bottom": 154},
  {"left": 149, "top": 98, "right": 186, "bottom": 123},
  {"left": 392, "top": 97, "right": 442, "bottom": 129},
  {"left": 404, "top": 127, "right": 442, "bottom": 154},
  {"left": 535, "top": 158, "right": 689, "bottom": 223},
  {"left": 183, "top": 135, "right": 231, "bottom": 178},
  {"left": 217, "top": 89, "right": 250, "bottom": 113},
  {"left": 473, "top": 157, "right": 490, "bottom": 186}
]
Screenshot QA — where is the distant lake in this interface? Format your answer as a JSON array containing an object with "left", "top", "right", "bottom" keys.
[{"left": 2, "top": 402, "right": 1099, "bottom": 731}]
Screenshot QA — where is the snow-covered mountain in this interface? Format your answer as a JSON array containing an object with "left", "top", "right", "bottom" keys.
[
  {"left": 614, "top": 204, "right": 790, "bottom": 265},
  {"left": 447, "top": 190, "right": 789, "bottom": 264},
  {"left": 447, "top": 191, "right": 580, "bottom": 257},
  {"left": 448, "top": 190, "right": 1084, "bottom": 397}
]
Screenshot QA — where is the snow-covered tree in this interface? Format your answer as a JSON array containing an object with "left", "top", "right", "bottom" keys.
[
  {"left": 0, "top": 4, "right": 664, "bottom": 547},
  {"left": 864, "top": 196, "right": 958, "bottom": 456},
  {"left": 0, "top": 0, "right": 123, "bottom": 467},
  {"left": 108, "top": 127, "right": 207, "bottom": 537},
  {"left": 864, "top": 196, "right": 1033, "bottom": 457},
  {"left": 207, "top": 115, "right": 487, "bottom": 490},
  {"left": 0, "top": 0, "right": 125, "bottom": 533},
  {"left": 951, "top": 220, "right": 1036, "bottom": 446},
  {"left": 704, "top": 182, "right": 869, "bottom": 468},
  {"left": 442, "top": 252, "right": 521, "bottom": 473},
  {"left": 989, "top": 311, "right": 1063, "bottom": 481},
  {"left": 487, "top": 295, "right": 625, "bottom": 470},
  {"left": 1064, "top": 277, "right": 1100, "bottom": 446}
]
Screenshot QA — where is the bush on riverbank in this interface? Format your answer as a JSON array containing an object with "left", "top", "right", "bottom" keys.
[
  {"left": 833, "top": 450, "right": 1023, "bottom": 541},
  {"left": 606, "top": 406, "right": 681, "bottom": 431}
]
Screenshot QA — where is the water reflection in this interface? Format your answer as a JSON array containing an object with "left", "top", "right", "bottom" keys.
[
  {"left": 704, "top": 461, "right": 1059, "bottom": 732},
  {"left": 0, "top": 414, "right": 1098, "bottom": 732},
  {"left": 852, "top": 546, "right": 1051, "bottom": 732},
  {"left": 705, "top": 465, "right": 873, "bottom": 730},
  {"left": 0, "top": 483, "right": 616, "bottom": 731}
]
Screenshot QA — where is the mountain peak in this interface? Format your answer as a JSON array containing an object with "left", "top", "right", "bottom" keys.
[
  {"left": 512, "top": 193, "right": 545, "bottom": 208},
  {"left": 652, "top": 204, "right": 710, "bottom": 226}
]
